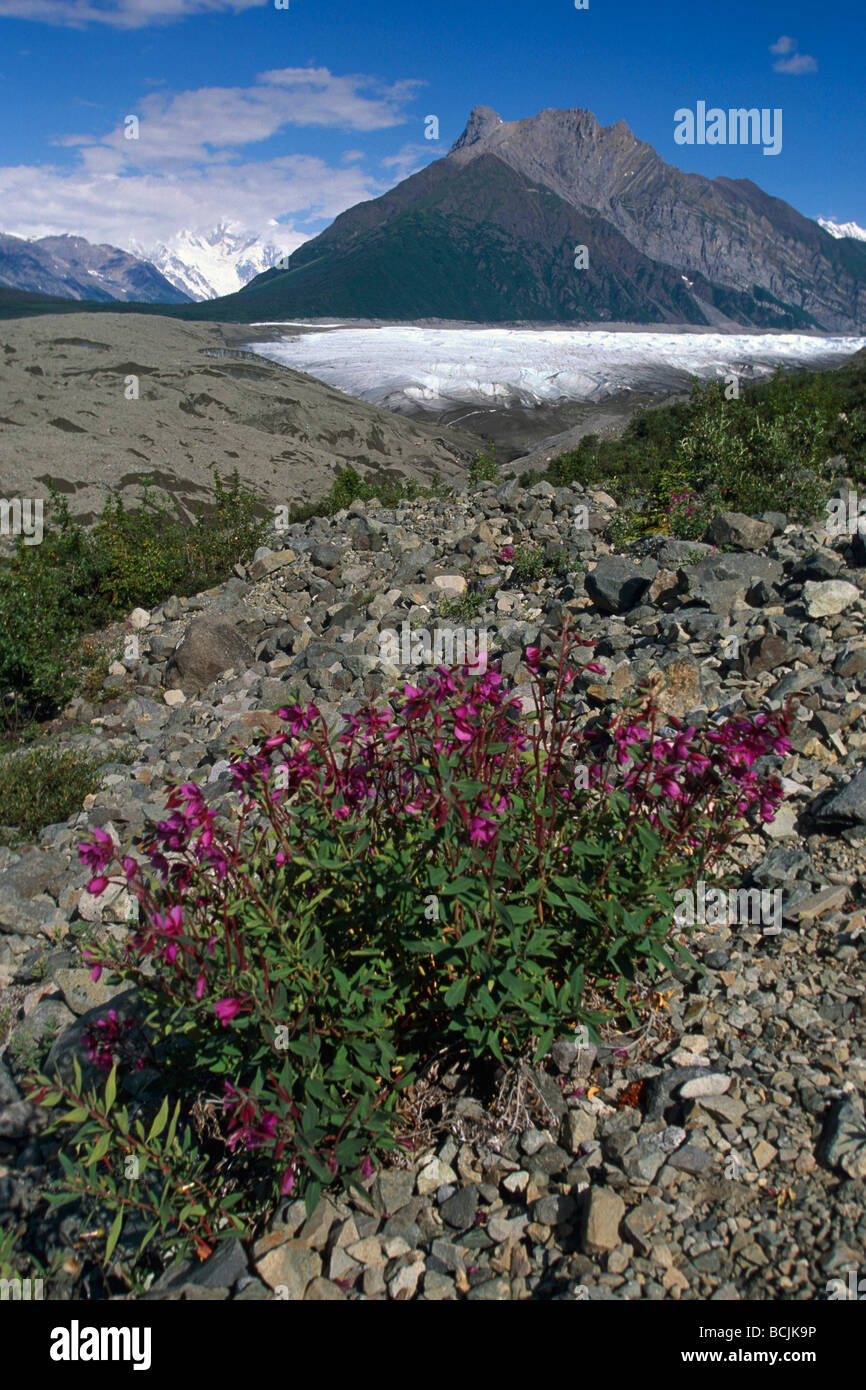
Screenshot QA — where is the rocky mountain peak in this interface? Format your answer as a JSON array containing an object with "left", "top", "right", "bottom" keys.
[{"left": 448, "top": 104, "right": 505, "bottom": 155}]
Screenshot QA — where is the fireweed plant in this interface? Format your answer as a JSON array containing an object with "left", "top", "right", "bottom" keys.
[{"left": 27, "top": 624, "right": 790, "bottom": 1283}]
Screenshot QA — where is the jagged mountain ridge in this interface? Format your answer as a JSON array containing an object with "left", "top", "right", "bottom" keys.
[
  {"left": 819, "top": 219, "right": 866, "bottom": 244},
  {"left": 0, "top": 231, "right": 191, "bottom": 304},
  {"left": 447, "top": 107, "right": 866, "bottom": 332},
  {"left": 226, "top": 104, "right": 866, "bottom": 331},
  {"left": 130, "top": 224, "right": 285, "bottom": 301}
]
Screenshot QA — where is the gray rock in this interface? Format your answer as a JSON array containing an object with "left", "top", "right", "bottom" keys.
[
  {"left": 814, "top": 767, "right": 866, "bottom": 826},
  {"left": 376, "top": 1168, "right": 417, "bottom": 1214},
  {"left": 311, "top": 542, "right": 342, "bottom": 569},
  {"left": 817, "top": 1096, "right": 866, "bottom": 1179},
  {"left": 439, "top": 1184, "right": 478, "bottom": 1231},
  {"left": 177, "top": 1238, "right": 249, "bottom": 1290},
  {"left": 531, "top": 1193, "right": 577, "bottom": 1225},
  {"left": 621, "top": 1140, "right": 667, "bottom": 1184},
  {"left": 562, "top": 1109, "right": 597, "bottom": 1154},
  {"left": 0, "top": 1059, "right": 20, "bottom": 1105},
  {"left": 679, "top": 1073, "right": 731, "bottom": 1099},
  {"left": 656, "top": 539, "right": 713, "bottom": 567},
  {"left": 255, "top": 1239, "right": 322, "bottom": 1297},
  {"left": 802, "top": 579, "right": 860, "bottom": 618},
  {"left": 707, "top": 511, "right": 774, "bottom": 551},
  {"left": 466, "top": 1276, "right": 511, "bottom": 1300},
  {"left": 167, "top": 617, "right": 254, "bottom": 692},
  {"left": 0, "top": 850, "right": 69, "bottom": 900},
  {"left": 9, "top": 998, "right": 75, "bottom": 1064},
  {"left": 668, "top": 1144, "right": 713, "bottom": 1175},
  {"left": 579, "top": 1189, "right": 625, "bottom": 1254},
  {"left": 585, "top": 557, "right": 658, "bottom": 613},
  {"left": 642, "top": 1066, "right": 721, "bottom": 1120},
  {"left": 0, "top": 1099, "right": 37, "bottom": 1140}
]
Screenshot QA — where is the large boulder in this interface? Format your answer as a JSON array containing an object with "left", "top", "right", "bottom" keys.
[
  {"left": 684, "top": 551, "right": 783, "bottom": 613},
  {"left": 813, "top": 766, "right": 866, "bottom": 826},
  {"left": 802, "top": 579, "right": 860, "bottom": 619},
  {"left": 166, "top": 616, "right": 254, "bottom": 692},
  {"left": 584, "top": 557, "right": 658, "bottom": 613},
  {"left": 707, "top": 511, "right": 774, "bottom": 551}
]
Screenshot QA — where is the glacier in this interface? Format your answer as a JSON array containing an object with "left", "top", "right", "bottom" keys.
[{"left": 246, "top": 325, "right": 866, "bottom": 413}]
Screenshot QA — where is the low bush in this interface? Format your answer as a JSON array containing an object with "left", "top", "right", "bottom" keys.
[
  {"left": 0, "top": 745, "right": 102, "bottom": 843},
  {"left": 0, "top": 471, "right": 267, "bottom": 727},
  {"left": 535, "top": 360, "right": 864, "bottom": 539},
  {"left": 28, "top": 625, "right": 790, "bottom": 1286},
  {"left": 288, "top": 466, "right": 451, "bottom": 523},
  {"left": 467, "top": 444, "right": 499, "bottom": 485}
]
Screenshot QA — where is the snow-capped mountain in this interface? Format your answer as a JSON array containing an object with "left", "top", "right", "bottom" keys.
[
  {"left": 818, "top": 218, "right": 866, "bottom": 243},
  {"left": 130, "top": 224, "right": 286, "bottom": 301}
]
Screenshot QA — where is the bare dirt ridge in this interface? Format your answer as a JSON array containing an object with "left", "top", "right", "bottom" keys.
[{"left": 0, "top": 313, "right": 478, "bottom": 523}]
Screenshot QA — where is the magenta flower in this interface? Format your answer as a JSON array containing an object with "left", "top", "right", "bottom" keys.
[
  {"left": 215, "top": 999, "right": 241, "bottom": 1025},
  {"left": 78, "top": 826, "right": 114, "bottom": 873},
  {"left": 469, "top": 816, "right": 497, "bottom": 846}
]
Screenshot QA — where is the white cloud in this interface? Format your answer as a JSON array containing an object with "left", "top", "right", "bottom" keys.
[
  {"left": 769, "top": 35, "right": 817, "bottom": 74},
  {"left": 0, "top": 0, "right": 267, "bottom": 28},
  {"left": 57, "top": 68, "right": 421, "bottom": 173},
  {"left": 0, "top": 67, "right": 422, "bottom": 250},
  {"left": 381, "top": 142, "right": 439, "bottom": 181},
  {"left": 773, "top": 52, "right": 818, "bottom": 74},
  {"left": 0, "top": 154, "right": 382, "bottom": 253}
]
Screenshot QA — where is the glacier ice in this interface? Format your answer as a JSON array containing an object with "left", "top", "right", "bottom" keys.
[{"left": 246, "top": 325, "right": 866, "bottom": 413}]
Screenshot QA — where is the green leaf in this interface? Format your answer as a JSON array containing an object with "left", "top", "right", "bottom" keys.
[
  {"left": 88, "top": 1131, "right": 113, "bottom": 1166},
  {"left": 147, "top": 1095, "right": 170, "bottom": 1144},
  {"left": 60, "top": 1107, "right": 90, "bottom": 1124},
  {"left": 105, "top": 1210, "right": 123, "bottom": 1263},
  {"left": 165, "top": 1099, "right": 182, "bottom": 1150},
  {"left": 443, "top": 976, "right": 468, "bottom": 1007},
  {"left": 104, "top": 1064, "right": 118, "bottom": 1112},
  {"left": 563, "top": 894, "right": 597, "bottom": 922}
]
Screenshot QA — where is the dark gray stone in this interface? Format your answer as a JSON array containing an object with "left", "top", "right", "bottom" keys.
[
  {"left": 817, "top": 1097, "right": 866, "bottom": 1179},
  {"left": 813, "top": 767, "right": 866, "bottom": 827},
  {"left": 439, "top": 1184, "right": 478, "bottom": 1231},
  {"left": 585, "top": 557, "right": 658, "bottom": 613},
  {"left": 167, "top": 617, "right": 254, "bottom": 692},
  {"left": 311, "top": 542, "right": 342, "bottom": 569}
]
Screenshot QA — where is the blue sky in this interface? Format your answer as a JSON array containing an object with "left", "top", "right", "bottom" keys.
[{"left": 0, "top": 0, "right": 862, "bottom": 257}]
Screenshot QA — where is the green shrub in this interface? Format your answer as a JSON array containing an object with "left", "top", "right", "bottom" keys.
[
  {"left": 0, "top": 745, "right": 102, "bottom": 842},
  {"left": 538, "top": 357, "right": 865, "bottom": 541},
  {"left": 0, "top": 471, "right": 268, "bottom": 727},
  {"left": 438, "top": 591, "right": 487, "bottom": 622},
  {"left": 288, "top": 467, "right": 450, "bottom": 523},
  {"left": 467, "top": 444, "right": 499, "bottom": 484},
  {"left": 506, "top": 544, "right": 568, "bottom": 585}
]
